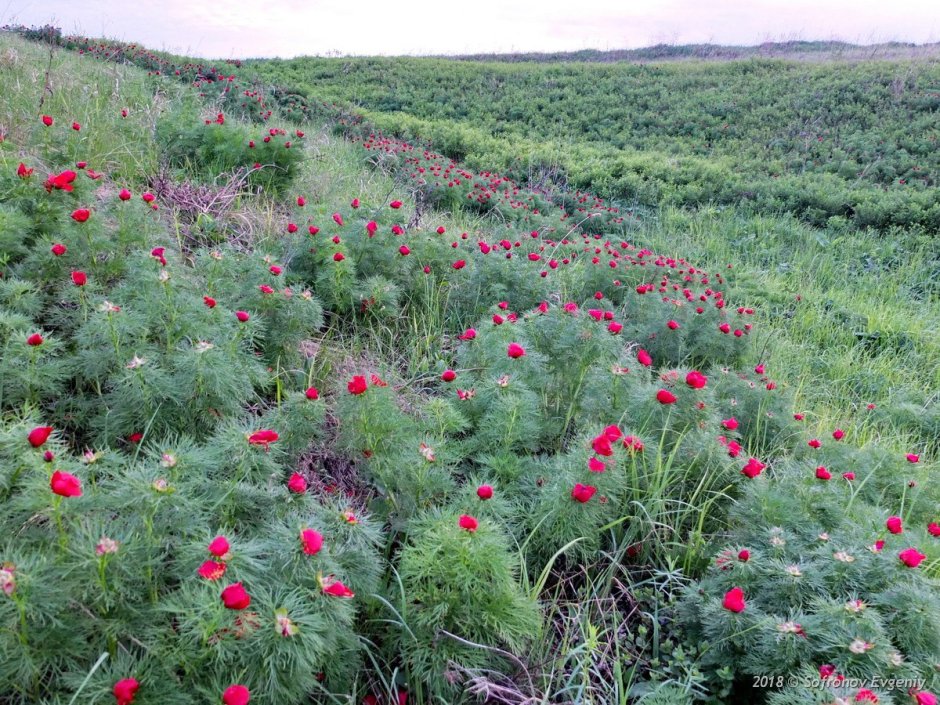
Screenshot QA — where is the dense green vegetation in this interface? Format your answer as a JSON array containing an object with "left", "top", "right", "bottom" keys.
[
  {"left": 1, "top": 26, "right": 938, "bottom": 705},
  {"left": 249, "top": 54, "right": 940, "bottom": 230},
  {"left": 246, "top": 50, "right": 940, "bottom": 450}
]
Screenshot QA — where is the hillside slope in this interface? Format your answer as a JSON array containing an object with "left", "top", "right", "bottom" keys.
[
  {"left": 248, "top": 52, "right": 940, "bottom": 233},
  {"left": 0, "top": 28, "right": 938, "bottom": 705}
]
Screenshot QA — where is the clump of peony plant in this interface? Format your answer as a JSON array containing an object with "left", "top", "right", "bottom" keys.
[{"left": 395, "top": 511, "right": 542, "bottom": 696}]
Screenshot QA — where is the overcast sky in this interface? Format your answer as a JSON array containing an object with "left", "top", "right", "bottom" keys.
[{"left": 2, "top": 0, "right": 937, "bottom": 58}]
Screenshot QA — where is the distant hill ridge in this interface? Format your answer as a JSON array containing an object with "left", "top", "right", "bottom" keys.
[{"left": 439, "top": 40, "right": 940, "bottom": 63}]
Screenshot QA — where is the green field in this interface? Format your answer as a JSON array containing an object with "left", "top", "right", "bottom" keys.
[
  {"left": 0, "top": 26, "right": 938, "bottom": 705},
  {"left": 249, "top": 52, "right": 940, "bottom": 232}
]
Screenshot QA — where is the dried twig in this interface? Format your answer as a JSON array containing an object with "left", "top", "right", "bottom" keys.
[{"left": 37, "top": 40, "right": 55, "bottom": 109}]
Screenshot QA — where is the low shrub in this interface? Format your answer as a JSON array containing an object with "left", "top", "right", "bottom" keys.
[{"left": 156, "top": 112, "right": 303, "bottom": 197}]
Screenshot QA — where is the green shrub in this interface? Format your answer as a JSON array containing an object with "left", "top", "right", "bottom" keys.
[
  {"left": 396, "top": 511, "right": 541, "bottom": 695},
  {"left": 156, "top": 113, "right": 303, "bottom": 196}
]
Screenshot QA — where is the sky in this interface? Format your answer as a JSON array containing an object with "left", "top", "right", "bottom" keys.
[{"left": 2, "top": 0, "right": 937, "bottom": 58}]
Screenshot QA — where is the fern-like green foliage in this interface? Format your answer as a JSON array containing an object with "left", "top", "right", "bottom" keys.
[{"left": 396, "top": 511, "right": 541, "bottom": 696}]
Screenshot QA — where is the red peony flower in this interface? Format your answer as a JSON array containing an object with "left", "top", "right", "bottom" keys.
[
  {"left": 348, "top": 375, "right": 368, "bottom": 395},
  {"left": 247, "top": 429, "right": 278, "bottom": 448},
  {"left": 588, "top": 457, "right": 606, "bottom": 473},
  {"left": 832, "top": 429, "right": 845, "bottom": 440},
  {"left": 46, "top": 169, "right": 77, "bottom": 192},
  {"left": 737, "top": 549, "right": 750, "bottom": 562},
  {"left": 333, "top": 252, "right": 345, "bottom": 262},
  {"left": 71, "top": 208, "right": 91, "bottom": 223},
  {"left": 27, "top": 333, "right": 44, "bottom": 346},
  {"left": 842, "top": 471, "right": 855, "bottom": 481},
  {"left": 855, "top": 690, "right": 878, "bottom": 703},
  {"left": 906, "top": 453, "right": 920, "bottom": 463},
  {"left": 203, "top": 296, "right": 216, "bottom": 308},
  {"left": 28, "top": 426, "right": 53, "bottom": 447},
  {"left": 808, "top": 438, "right": 821, "bottom": 449},
  {"left": 390, "top": 200, "right": 403, "bottom": 209},
  {"left": 220, "top": 582, "right": 251, "bottom": 609},
  {"left": 459, "top": 328, "right": 477, "bottom": 340},
  {"left": 685, "top": 370, "right": 707, "bottom": 389},
  {"left": 928, "top": 522, "right": 940, "bottom": 537},
  {"left": 899, "top": 548, "right": 926, "bottom": 568},
  {"left": 722, "top": 586, "right": 746, "bottom": 613},
  {"left": 287, "top": 472, "right": 307, "bottom": 494},
  {"left": 41, "top": 115, "right": 53, "bottom": 126},
  {"left": 332, "top": 213, "right": 344, "bottom": 226},
  {"left": 441, "top": 369, "right": 456, "bottom": 382},
  {"left": 119, "top": 188, "right": 131, "bottom": 201},
  {"left": 71, "top": 271, "right": 87, "bottom": 286},
  {"left": 886, "top": 516, "right": 903, "bottom": 534},
  {"left": 141, "top": 192, "right": 155, "bottom": 203},
  {"left": 319, "top": 574, "right": 354, "bottom": 597},
  {"left": 208, "top": 535, "right": 231, "bottom": 558},
  {"left": 722, "top": 417, "right": 738, "bottom": 430},
  {"left": 222, "top": 684, "right": 251, "bottom": 705},
  {"left": 300, "top": 528, "right": 324, "bottom": 555},
  {"left": 197, "top": 560, "right": 227, "bottom": 580},
  {"left": 656, "top": 389, "right": 677, "bottom": 405},
  {"left": 436, "top": 226, "right": 445, "bottom": 235},
  {"left": 452, "top": 259, "right": 466, "bottom": 270},
  {"left": 592, "top": 434, "right": 613, "bottom": 456},
  {"left": 305, "top": 386, "right": 319, "bottom": 400},
  {"left": 112, "top": 678, "right": 140, "bottom": 705},
  {"left": 350, "top": 198, "right": 360, "bottom": 209},
  {"left": 17, "top": 162, "right": 33, "bottom": 179},
  {"left": 286, "top": 223, "right": 298, "bottom": 233},
  {"left": 912, "top": 692, "right": 937, "bottom": 705},
  {"left": 741, "top": 457, "right": 765, "bottom": 479},
  {"left": 458, "top": 514, "right": 478, "bottom": 532},
  {"left": 815, "top": 466, "right": 831, "bottom": 480},
  {"left": 72, "top": 122, "right": 81, "bottom": 131},
  {"left": 637, "top": 349, "right": 652, "bottom": 367},
  {"left": 571, "top": 483, "right": 597, "bottom": 503},
  {"left": 51, "top": 243, "right": 67, "bottom": 256},
  {"left": 235, "top": 310, "right": 250, "bottom": 322},
  {"left": 667, "top": 320, "right": 680, "bottom": 330},
  {"left": 507, "top": 343, "right": 525, "bottom": 358},
  {"left": 50, "top": 470, "right": 82, "bottom": 497},
  {"left": 477, "top": 484, "right": 493, "bottom": 500}
]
